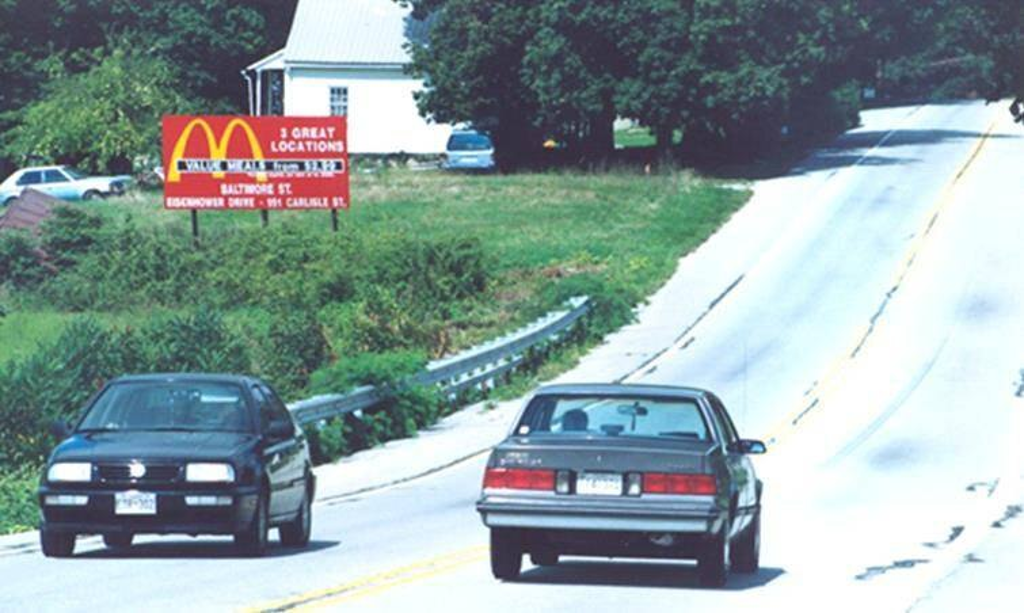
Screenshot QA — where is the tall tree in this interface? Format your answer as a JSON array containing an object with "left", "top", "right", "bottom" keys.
[{"left": 405, "top": 0, "right": 545, "bottom": 168}]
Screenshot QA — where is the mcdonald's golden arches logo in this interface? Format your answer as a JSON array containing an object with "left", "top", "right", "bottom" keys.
[{"left": 167, "top": 118, "right": 268, "bottom": 183}]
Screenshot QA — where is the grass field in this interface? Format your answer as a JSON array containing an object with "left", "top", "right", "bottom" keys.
[
  {"left": 1, "top": 169, "right": 749, "bottom": 365},
  {"left": 0, "top": 168, "right": 749, "bottom": 533}
]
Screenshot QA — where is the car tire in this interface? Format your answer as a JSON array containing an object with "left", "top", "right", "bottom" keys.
[
  {"left": 103, "top": 534, "right": 134, "bottom": 550},
  {"left": 235, "top": 490, "right": 269, "bottom": 557},
  {"left": 490, "top": 529, "right": 523, "bottom": 581},
  {"left": 697, "top": 525, "right": 730, "bottom": 588},
  {"left": 40, "top": 528, "right": 76, "bottom": 558},
  {"left": 530, "top": 551, "right": 559, "bottom": 567},
  {"left": 279, "top": 482, "right": 312, "bottom": 548},
  {"left": 731, "top": 510, "right": 760, "bottom": 574},
  {"left": 82, "top": 190, "right": 102, "bottom": 201}
]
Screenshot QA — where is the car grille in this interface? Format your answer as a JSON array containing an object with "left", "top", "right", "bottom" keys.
[{"left": 97, "top": 463, "right": 182, "bottom": 483}]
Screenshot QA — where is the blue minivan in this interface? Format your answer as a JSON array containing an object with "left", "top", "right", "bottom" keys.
[{"left": 442, "top": 131, "right": 496, "bottom": 172}]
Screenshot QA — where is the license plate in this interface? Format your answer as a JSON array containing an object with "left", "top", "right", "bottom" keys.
[
  {"left": 576, "top": 472, "right": 623, "bottom": 496},
  {"left": 115, "top": 491, "right": 157, "bottom": 515}
]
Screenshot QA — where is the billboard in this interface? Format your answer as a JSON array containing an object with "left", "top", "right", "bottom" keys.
[{"left": 162, "top": 116, "right": 349, "bottom": 210}]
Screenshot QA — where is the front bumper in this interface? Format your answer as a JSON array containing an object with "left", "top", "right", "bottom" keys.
[
  {"left": 477, "top": 491, "right": 724, "bottom": 534},
  {"left": 38, "top": 484, "right": 260, "bottom": 536}
]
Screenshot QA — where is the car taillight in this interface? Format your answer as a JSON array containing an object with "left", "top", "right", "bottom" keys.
[
  {"left": 643, "top": 473, "right": 717, "bottom": 495},
  {"left": 483, "top": 467, "right": 556, "bottom": 491}
]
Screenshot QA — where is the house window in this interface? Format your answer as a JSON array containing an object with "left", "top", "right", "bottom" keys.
[{"left": 329, "top": 86, "right": 348, "bottom": 116}]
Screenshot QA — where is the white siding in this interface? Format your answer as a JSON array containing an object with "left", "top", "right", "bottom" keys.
[{"left": 284, "top": 67, "right": 451, "bottom": 154}]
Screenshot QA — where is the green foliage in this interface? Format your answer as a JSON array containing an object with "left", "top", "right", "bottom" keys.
[
  {"left": 0, "top": 465, "right": 38, "bottom": 534},
  {"left": 40, "top": 206, "right": 105, "bottom": 268},
  {"left": 861, "top": 0, "right": 1022, "bottom": 101},
  {"left": 0, "top": 311, "right": 252, "bottom": 467},
  {"left": 0, "top": 1, "right": 296, "bottom": 173},
  {"left": 0, "top": 319, "right": 133, "bottom": 466},
  {"left": 309, "top": 350, "right": 427, "bottom": 394},
  {"left": 0, "top": 231, "right": 45, "bottom": 288},
  {"left": 1, "top": 45, "right": 191, "bottom": 172},
  {"left": 305, "top": 350, "right": 446, "bottom": 465},
  {"left": 406, "top": 0, "right": 546, "bottom": 166},
  {"left": 409, "top": 0, "right": 1020, "bottom": 164},
  {"left": 39, "top": 225, "right": 204, "bottom": 310},
  {"left": 140, "top": 311, "right": 251, "bottom": 374},
  {"left": 241, "top": 308, "right": 329, "bottom": 399},
  {"left": 540, "top": 273, "right": 636, "bottom": 338}
]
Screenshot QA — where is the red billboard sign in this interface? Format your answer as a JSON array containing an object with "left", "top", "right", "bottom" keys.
[{"left": 162, "top": 116, "right": 349, "bottom": 210}]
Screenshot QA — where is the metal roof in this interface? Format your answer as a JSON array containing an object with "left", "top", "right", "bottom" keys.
[
  {"left": 0, "top": 189, "right": 59, "bottom": 233},
  {"left": 284, "top": 0, "right": 432, "bottom": 66}
]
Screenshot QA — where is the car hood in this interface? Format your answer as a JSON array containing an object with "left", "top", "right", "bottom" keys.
[{"left": 52, "top": 430, "right": 259, "bottom": 463}]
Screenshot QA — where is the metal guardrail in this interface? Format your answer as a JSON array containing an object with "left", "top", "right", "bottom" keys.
[{"left": 288, "top": 296, "right": 590, "bottom": 424}]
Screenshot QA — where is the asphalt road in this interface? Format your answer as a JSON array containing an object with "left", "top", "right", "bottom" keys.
[{"left": 2, "top": 101, "right": 1020, "bottom": 612}]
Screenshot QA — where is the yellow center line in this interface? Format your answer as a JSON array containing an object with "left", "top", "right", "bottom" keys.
[
  {"left": 249, "top": 545, "right": 488, "bottom": 612},
  {"left": 762, "top": 116, "right": 999, "bottom": 448},
  {"left": 250, "top": 113, "right": 1003, "bottom": 613}
]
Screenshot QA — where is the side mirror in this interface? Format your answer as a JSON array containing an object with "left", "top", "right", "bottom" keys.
[
  {"left": 265, "top": 420, "right": 294, "bottom": 441},
  {"left": 731, "top": 439, "right": 767, "bottom": 455},
  {"left": 49, "top": 419, "right": 72, "bottom": 439}
]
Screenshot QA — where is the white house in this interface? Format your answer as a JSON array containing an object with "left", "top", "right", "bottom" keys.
[{"left": 244, "top": 0, "right": 452, "bottom": 154}]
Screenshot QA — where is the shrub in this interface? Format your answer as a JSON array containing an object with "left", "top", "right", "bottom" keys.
[
  {"left": 140, "top": 311, "right": 251, "bottom": 374},
  {"left": 39, "top": 206, "right": 105, "bottom": 269},
  {"left": 0, "top": 319, "right": 134, "bottom": 466},
  {"left": 0, "top": 465, "right": 39, "bottom": 534},
  {"left": 309, "top": 350, "right": 427, "bottom": 394},
  {"left": 241, "top": 308, "right": 329, "bottom": 399},
  {"left": 0, "top": 231, "right": 46, "bottom": 288},
  {"left": 41, "top": 226, "right": 203, "bottom": 310},
  {"left": 540, "top": 272, "right": 635, "bottom": 338}
]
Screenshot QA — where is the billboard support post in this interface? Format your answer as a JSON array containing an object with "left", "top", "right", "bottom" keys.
[
  {"left": 331, "top": 208, "right": 339, "bottom": 233},
  {"left": 260, "top": 210, "right": 269, "bottom": 228},
  {"left": 190, "top": 210, "right": 200, "bottom": 244}
]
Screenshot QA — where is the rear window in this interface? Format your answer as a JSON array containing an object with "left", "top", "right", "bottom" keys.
[
  {"left": 516, "top": 395, "right": 711, "bottom": 441},
  {"left": 78, "top": 381, "right": 252, "bottom": 433},
  {"left": 447, "top": 133, "right": 493, "bottom": 151}
]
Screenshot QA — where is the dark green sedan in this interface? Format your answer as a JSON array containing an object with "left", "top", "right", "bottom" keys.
[{"left": 476, "top": 383, "right": 766, "bottom": 587}]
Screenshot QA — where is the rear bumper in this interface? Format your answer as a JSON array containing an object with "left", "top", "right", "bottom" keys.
[
  {"left": 477, "top": 492, "right": 723, "bottom": 534},
  {"left": 39, "top": 485, "right": 260, "bottom": 536}
]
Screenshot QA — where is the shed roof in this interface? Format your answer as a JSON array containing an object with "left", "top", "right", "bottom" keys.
[
  {"left": 284, "top": 0, "right": 431, "bottom": 66},
  {"left": 0, "top": 189, "right": 60, "bottom": 233}
]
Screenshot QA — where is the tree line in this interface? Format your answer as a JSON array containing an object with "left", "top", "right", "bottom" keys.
[
  {"left": 406, "top": 0, "right": 1021, "bottom": 167},
  {"left": 0, "top": 0, "right": 297, "bottom": 174},
  {"left": 0, "top": 0, "right": 1019, "bottom": 174}
]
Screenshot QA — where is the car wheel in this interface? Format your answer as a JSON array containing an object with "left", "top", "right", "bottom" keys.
[
  {"left": 40, "top": 528, "right": 76, "bottom": 558},
  {"left": 235, "top": 490, "right": 269, "bottom": 557},
  {"left": 697, "top": 525, "right": 730, "bottom": 588},
  {"left": 103, "top": 534, "right": 134, "bottom": 550},
  {"left": 82, "top": 190, "right": 102, "bottom": 201},
  {"left": 279, "top": 483, "right": 312, "bottom": 548},
  {"left": 530, "top": 551, "right": 559, "bottom": 567},
  {"left": 731, "top": 511, "right": 760, "bottom": 574},
  {"left": 490, "top": 529, "right": 523, "bottom": 581}
]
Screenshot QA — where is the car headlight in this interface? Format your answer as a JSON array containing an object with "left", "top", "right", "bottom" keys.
[
  {"left": 185, "top": 463, "right": 235, "bottom": 483},
  {"left": 47, "top": 462, "right": 93, "bottom": 482}
]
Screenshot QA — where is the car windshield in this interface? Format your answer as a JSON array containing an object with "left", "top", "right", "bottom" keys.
[
  {"left": 447, "top": 133, "right": 493, "bottom": 151},
  {"left": 78, "top": 381, "right": 252, "bottom": 433},
  {"left": 515, "top": 395, "right": 711, "bottom": 440},
  {"left": 63, "top": 167, "right": 87, "bottom": 180}
]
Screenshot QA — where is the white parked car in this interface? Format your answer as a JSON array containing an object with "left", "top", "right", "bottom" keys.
[{"left": 0, "top": 165, "right": 132, "bottom": 206}]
